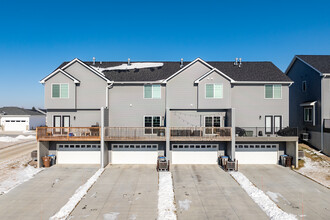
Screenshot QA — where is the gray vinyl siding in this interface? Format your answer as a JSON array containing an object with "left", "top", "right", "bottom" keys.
[
  {"left": 232, "top": 84, "right": 289, "bottom": 127},
  {"left": 46, "top": 110, "right": 101, "bottom": 127},
  {"left": 287, "top": 59, "right": 322, "bottom": 131},
  {"left": 167, "top": 61, "right": 211, "bottom": 109},
  {"left": 321, "top": 76, "right": 330, "bottom": 120},
  {"left": 63, "top": 62, "right": 107, "bottom": 109},
  {"left": 44, "top": 72, "right": 75, "bottom": 109},
  {"left": 108, "top": 84, "right": 166, "bottom": 127},
  {"left": 170, "top": 110, "right": 227, "bottom": 127},
  {"left": 198, "top": 71, "right": 231, "bottom": 109}
]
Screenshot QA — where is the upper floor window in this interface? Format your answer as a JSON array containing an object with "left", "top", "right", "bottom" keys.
[
  {"left": 304, "top": 107, "right": 313, "bottom": 122},
  {"left": 144, "top": 85, "right": 161, "bottom": 99},
  {"left": 52, "top": 84, "right": 69, "bottom": 98},
  {"left": 265, "top": 84, "right": 281, "bottom": 99},
  {"left": 302, "top": 81, "right": 307, "bottom": 92},
  {"left": 206, "top": 84, "right": 223, "bottom": 99}
]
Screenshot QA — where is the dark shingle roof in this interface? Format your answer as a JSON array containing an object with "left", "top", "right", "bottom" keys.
[
  {"left": 0, "top": 107, "right": 44, "bottom": 116},
  {"left": 56, "top": 60, "right": 291, "bottom": 82},
  {"left": 296, "top": 55, "right": 330, "bottom": 74}
]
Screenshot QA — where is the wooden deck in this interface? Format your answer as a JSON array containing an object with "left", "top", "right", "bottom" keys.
[{"left": 36, "top": 127, "right": 101, "bottom": 141}]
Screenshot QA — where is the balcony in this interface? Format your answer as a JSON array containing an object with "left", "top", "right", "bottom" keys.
[
  {"left": 36, "top": 127, "right": 101, "bottom": 141},
  {"left": 235, "top": 127, "right": 298, "bottom": 141},
  {"left": 170, "top": 127, "right": 232, "bottom": 141},
  {"left": 104, "top": 127, "right": 166, "bottom": 141}
]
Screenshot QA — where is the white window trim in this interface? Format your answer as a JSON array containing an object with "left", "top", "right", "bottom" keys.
[
  {"left": 143, "top": 84, "right": 161, "bottom": 99},
  {"left": 304, "top": 107, "right": 313, "bottom": 123},
  {"left": 204, "top": 115, "right": 222, "bottom": 135},
  {"left": 264, "top": 84, "right": 282, "bottom": 99},
  {"left": 205, "top": 83, "right": 223, "bottom": 99},
  {"left": 51, "top": 83, "right": 69, "bottom": 99},
  {"left": 143, "top": 115, "right": 162, "bottom": 135}
]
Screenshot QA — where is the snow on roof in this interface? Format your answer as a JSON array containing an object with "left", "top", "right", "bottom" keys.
[{"left": 90, "top": 62, "right": 164, "bottom": 72}]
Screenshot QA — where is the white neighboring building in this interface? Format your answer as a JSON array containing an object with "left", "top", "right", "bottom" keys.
[{"left": 0, "top": 107, "right": 46, "bottom": 131}]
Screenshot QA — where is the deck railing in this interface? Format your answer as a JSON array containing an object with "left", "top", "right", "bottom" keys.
[
  {"left": 104, "top": 127, "right": 166, "bottom": 141},
  {"left": 235, "top": 127, "right": 298, "bottom": 137},
  {"left": 36, "top": 127, "right": 101, "bottom": 141},
  {"left": 170, "top": 127, "right": 232, "bottom": 141}
]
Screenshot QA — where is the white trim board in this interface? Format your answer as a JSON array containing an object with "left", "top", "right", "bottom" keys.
[
  {"left": 40, "top": 69, "right": 80, "bottom": 84},
  {"left": 194, "top": 68, "right": 236, "bottom": 83}
]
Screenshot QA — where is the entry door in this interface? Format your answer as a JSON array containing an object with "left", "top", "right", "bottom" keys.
[
  {"left": 265, "top": 116, "right": 273, "bottom": 134},
  {"left": 274, "top": 116, "right": 282, "bottom": 133},
  {"left": 62, "top": 116, "right": 70, "bottom": 134}
]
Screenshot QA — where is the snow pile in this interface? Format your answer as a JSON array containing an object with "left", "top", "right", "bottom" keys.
[
  {"left": 50, "top": 168, "right": 105, "bottom": 220},
  {"left": 0, "top": 163, "right": 43, "bottom": 195},
  {"left": 179, "top": 199, "right": 192, "bottom": 211},
  {"left": 230, "top": 171, "right": 297, "bottom": 220},
  {"left": 103, "top": 212, "right": 120, "bottom": 220},
  {"left": 91, "top": 62, "right": 164, "bottom": 72},
  {"left": 158, "top": 172, "right": 177, "bottom": 220},
  {"left": 0, "top": 135, "right": 35, "bottom": 142}
]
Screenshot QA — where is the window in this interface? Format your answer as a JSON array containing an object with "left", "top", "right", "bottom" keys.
[
  {"left": 144, "top": 116, "right": 161, "bottom": 134},
  {"left": 205, "top": 116, "right": 221, "bottom": 134},
  {"left": 52, "top": 84, "right": 69, "bottom": 98},
  {"left": 144, "top": 84, "right": 161, "bottom": 99},
  {"left": 304, "top": 107, "right": 313, "bottom": 122},
  {"left": 302, "top": 81, "right": 307, "bottom": 92},
  {"left": 265, "top": 85, "right": 281, "bottom": 99},
  {"left": 206, "top": 84, "right": 223, "bottom": 98}
]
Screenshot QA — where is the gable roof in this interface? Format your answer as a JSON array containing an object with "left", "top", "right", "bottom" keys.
[
  {"left": 40, "top": 69, "right": 80, "bottom": 84},
  {"left": 194, "top": 68, "right": 235, "bottom": 83},
  {"left": 285, "top": 55, "right": 330, "bottom": 76},
  {"left": 51, "top": 59, "right": 291, "bottom": 83},
  {"left": 0, "top": 107, "right": 44, "bottom": 116}
]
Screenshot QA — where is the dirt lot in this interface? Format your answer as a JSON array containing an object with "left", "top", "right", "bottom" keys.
[{"left": 295, "top": 144, "right": 330, "bottom": 188}]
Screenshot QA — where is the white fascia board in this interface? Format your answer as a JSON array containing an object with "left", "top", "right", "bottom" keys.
[
  {"left": 162, "top": 58, "right": 214, "bottom": 83},
  {"left": 232, "top": 81, "right": 293, "bottom": 84},
  {"left": 61, "top": 58, "right": 112, "bottom": 83},
  {"left": 300, "top": 101, "right": 317, "bottom": 107},
  {"left": 113, "top": 80, "right": 164, "bottom": 84},
  {"left": 194, "top": 68, "right": 236, "bottom": 84},
  {"left": 40, "top": 69, "right": 80, "bottom": 84}
]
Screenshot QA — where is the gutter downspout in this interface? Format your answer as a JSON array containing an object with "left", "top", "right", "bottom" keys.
[
  {"left": 321, "top": 77, "right": 324, "bottom": 152},
  {"left": 106, "top": 82, "right": 114, "bottom": 108}
]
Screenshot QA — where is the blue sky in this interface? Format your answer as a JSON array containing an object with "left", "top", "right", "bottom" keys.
[{"left": 0, "top": 0, "right": 329, "bottom": 108}]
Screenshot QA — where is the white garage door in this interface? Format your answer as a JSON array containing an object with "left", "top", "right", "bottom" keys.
[
  {"left": 57, "top": 144, "right": 100, "bottom": 164},
  {"left": 171, "top": 144, "right": 218, "bottom": 164},
  {"left": 111, "top": 144, "right": 158, "bottom": 164},
  {"left": 3, "top": 119, "right": 29, "bottom": 131},
  {"left": 235, "top": 144, "right": 278, "bottom": 164}
]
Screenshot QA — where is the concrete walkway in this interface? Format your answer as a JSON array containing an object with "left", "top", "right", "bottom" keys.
[
  {"left": 172, "top": 165, "right": 268, "bottom": 220},
  {"left": 240, "top": 165, "right": 330, "bottom": 220},
  {"left": 69, "top": 165, "right": 158, "bottom": 220},
  {"left": 0, "top": 165, "right": 98, "bottom": 220}
]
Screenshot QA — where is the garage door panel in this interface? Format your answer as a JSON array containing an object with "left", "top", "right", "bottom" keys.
[
  {"left": 111, "top": 151, "right": 158, "bottom": 164},
  {"left": 57, "top": 151, "right": 100, "bottom": 164},
  {"left": 235, "top": 151, "right": 278, "bottom": 164},
  {"left": 172, "top": 151, "right": 218, "bottom": 164}
]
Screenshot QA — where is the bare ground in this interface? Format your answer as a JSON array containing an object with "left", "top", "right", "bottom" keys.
[{"left": 295, "top": 143, "right": 330, "bottom": 188}]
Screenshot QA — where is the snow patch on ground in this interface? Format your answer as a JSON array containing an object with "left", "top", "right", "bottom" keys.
[
  {"left": 91, "top": 62, "right": 164, "bottom": 72},
  {"left": 179, "top": 199, "right": 192, "bottom": 211},
  {"left": 0, "top": 155, "right": 43, "bottom": 195},
  {"left": 158, "top": 172, "right": 177, "bottom": 220},
  {"left": 230, "top": 171, "right": 297, "bottom": 220},
  {"left": 296, "top": 156, "right": 330, "bottom": 188},
  {"left": 0, "top": 135, "right": 35, "bottom": 142},
  {"left": 49, "top": 168, "right": 104, "bottom": 220},
  {"left": 103, "top": 212, "right": 120, "bottom": 220}
]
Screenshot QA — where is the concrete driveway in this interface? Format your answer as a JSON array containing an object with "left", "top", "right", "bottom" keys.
[
  {"left": 69, "top": 165, "right": 158, "bottom": 220},
  {"left": 0, "top": 165, "right": 98, "bottom": 220},
  {"left": 172, "top": 165, "right": 268, "bottom": 220},
  {"left": 239, "top": 165, "right": 330, "bottom": 220}
]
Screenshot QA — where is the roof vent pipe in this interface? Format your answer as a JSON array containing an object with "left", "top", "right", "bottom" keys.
[
  {"left": 180, "top": 58, "right": 184, "bottom": 68},
  {"left": 93, "top": 57, "right": 96, "bottom": 65},
  {"left": 234, "top": 58, "right": 238, "bottom": 66},
  {"left": 239, "top": 58, "right": 242, "bottom": 67},
  {"left": 128, "top": 58, "right": 131, "bottom": 66}
]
